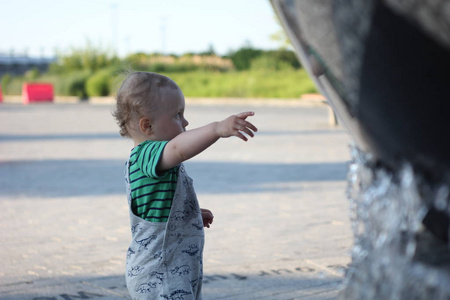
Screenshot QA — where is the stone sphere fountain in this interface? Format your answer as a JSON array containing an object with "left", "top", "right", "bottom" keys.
[{"left": 270, "top": 1, "right": 450, "bottom": 299}]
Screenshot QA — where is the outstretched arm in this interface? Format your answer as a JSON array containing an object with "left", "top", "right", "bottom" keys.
[{"left": 158, "top": 111, "right": 257, "bottom": 172}]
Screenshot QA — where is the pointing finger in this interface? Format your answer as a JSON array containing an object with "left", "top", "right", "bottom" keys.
[{"left": 236, "top": 111, "right": 255, "bottom": 119}]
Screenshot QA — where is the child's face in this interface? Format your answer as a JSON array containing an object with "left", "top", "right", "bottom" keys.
[{"left": 150, "top": 86, "right": 189, "bottom": 141}]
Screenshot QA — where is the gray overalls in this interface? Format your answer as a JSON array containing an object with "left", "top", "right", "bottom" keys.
[{"left": 125, "top": 162, "right": 204, "bottom": 300}]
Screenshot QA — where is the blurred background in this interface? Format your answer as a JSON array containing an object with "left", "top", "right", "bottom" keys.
[{"left": 0, "top": 0, "right": 317, "bottom": 99}]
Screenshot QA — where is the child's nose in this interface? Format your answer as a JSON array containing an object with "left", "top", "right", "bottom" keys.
[{"left": 183, "top": 118, "right": 189, "bottom": 128}]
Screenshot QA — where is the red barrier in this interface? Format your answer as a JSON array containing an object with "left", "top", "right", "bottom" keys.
[
  {"left": 0, "top": 85, "right": 3, "bottom": 103},
  {"left": 22, "top": 83, "right": 54, "bottom": 104}
]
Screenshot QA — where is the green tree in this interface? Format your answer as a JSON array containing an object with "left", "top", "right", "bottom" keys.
[
  {"left": 51, "top": 42, "right": 119, "bottom": 74},
  {"left": 228, "top": 47, "right": 263, "bottom": 71},
  {"left": 270, "top": 17, "right": 293, "bottom": 50}
]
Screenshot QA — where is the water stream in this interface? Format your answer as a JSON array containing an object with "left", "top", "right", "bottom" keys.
[{"left": 340, "top": 145, "right": 450, "bottom": 299}]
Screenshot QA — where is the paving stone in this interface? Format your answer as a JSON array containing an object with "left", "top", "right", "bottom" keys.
[{"left": 0, "top": 101, "right": 352, "bottom": 300}]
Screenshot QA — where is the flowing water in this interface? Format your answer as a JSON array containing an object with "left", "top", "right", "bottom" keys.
[{"left": 340, "top": 145, "right": 450, "bottom": 299}]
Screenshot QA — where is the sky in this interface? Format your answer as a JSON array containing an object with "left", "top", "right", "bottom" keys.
[{"left": 0, "top": 0, "right": 283, "bottom": 58}]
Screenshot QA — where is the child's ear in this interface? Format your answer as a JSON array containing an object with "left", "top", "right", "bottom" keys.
[{"left": 139, "top": 117, "right": 153, "bottom": 135}]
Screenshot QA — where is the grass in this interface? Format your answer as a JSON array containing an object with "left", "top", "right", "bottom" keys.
[{"left": 164, "top": 69, "right": 317, "bottom": 98}]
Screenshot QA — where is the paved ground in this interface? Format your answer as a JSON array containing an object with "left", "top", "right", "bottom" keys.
[{"left": 0, "top": 100, "right": 352, "bottom": 300}]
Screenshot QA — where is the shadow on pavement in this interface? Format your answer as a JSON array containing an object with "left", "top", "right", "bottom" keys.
[
  {"left": 0, "top": 133, "right": 121, "bottom": 141},
  {"left": 0, "top": 160, "right": 347, "bottom": 198},
  {"left": 1, "top": 271, "right": 343, "bottom": 300},
  {"left": 0, "top": 129, "right": 344, "bottom": 142},
  {"left": 0, "top": 274, "right": 129, "bottom": 300},
  {"left": 187, "top": 161, "right": 348, "bottom": 194}
]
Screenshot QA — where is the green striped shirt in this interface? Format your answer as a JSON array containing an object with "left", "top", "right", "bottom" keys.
[{"left": 129, "top": 140, "right": 178, "bottom": 222}]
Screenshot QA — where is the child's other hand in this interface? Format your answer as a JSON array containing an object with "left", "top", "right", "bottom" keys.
[
  {"left": 201, "top": 208, "right": 214, "bottom": 228},
  {"left": 216, "top": 112, "right": 258, "bottom": 141}
]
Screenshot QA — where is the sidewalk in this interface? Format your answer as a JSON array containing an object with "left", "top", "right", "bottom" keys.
[{"left": 0, "top": 101, "right": 352, "bottom": 300}]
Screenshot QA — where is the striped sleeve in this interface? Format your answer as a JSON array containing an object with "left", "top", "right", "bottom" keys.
[{"left": 136, "top": 140, "right": 168, "bottom": 179}]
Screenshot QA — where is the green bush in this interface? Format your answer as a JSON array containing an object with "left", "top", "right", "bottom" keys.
[
  {"left": 124, "top": 53, "right": 234, "bottom": 73},
  {"left": 1, "top": 75, "right": 24, "bottom": 95},
  {"left": 1, "top": 46, "right": 314, "bottom": 98},
  {"left": 267, "top": 49, "right": 301, "bottom": 69},
  {"left": 85, "top": 69, "right": 113, "bottom": 97},
  {"left": 1, "top": 73, "right": 12, "bottom": 94},
  {"left": 250, "top": 54, "right": 293, "bottom": 71},
  {"left": 147, "top": 62, "right": 199, "bottom": 73},
  {"left": 37, "top": 71, "right": 89, "bottom": 97},
  {"left": 66, "top": 71, "right": 91, "bottom": 98},
  {"left": 24, "top": 68, "right": 40, "bottom": 81},
  {"left": 227, "top": 47, "right": 263, "bottom": 71}
]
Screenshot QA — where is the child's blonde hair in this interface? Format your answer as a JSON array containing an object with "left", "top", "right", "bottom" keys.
[{"left": 113, "top": 72, "right": 179, "bottom": 137}]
